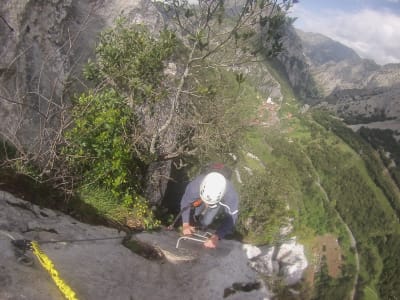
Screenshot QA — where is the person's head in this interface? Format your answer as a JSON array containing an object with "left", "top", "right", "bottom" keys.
[{"left": 200, "top": 172, "right": 227, "bottom": 208}]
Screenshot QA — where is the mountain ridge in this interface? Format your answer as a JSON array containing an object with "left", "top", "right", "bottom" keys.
[
  {"left": 290, "top": 28, "right": 400, "bottom": 141},
  {"left": 296, "top": 29, "right": 400, "bottom": 97}
]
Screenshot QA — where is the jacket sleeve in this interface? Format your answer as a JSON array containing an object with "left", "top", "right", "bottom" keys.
[
  {"left": 180, "top": 175, "right": 204, "bottom": 224},
  {"left": 216, "top": 181, "right": 239, "bottom": 239}
]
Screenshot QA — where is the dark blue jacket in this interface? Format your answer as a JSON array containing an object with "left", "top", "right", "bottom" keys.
[{"left": 180, "top": 174, "right": 239, "bottom": 239}]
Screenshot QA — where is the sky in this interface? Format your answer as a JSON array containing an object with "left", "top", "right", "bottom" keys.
[{"left": 290, "top": 0, "right": 400, "bottom": 65}]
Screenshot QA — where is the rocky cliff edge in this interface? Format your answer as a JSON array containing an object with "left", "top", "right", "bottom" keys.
[{"left": 0, "top": 190, "right": 307, "bottom": 300}]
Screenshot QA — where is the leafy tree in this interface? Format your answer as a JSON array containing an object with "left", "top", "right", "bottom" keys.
[
  {"left": 148, "top": 0, "right": 297, "bottom": 160},
  {"left": 64, "top": 89, "right": 137, "bottom": 197},
  {"left": 84, "top": 20, "right": 176, "bottom": 105},
  {"left": 62, "top": 23, "right": 177, "bottom": 228}
]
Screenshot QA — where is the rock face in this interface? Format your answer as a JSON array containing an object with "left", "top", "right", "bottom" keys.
[
  {"left": 276, "top": 26, "right": 319, "bottom": 101},
  {"left": 0, "top": 0, "right": 159, "bottom": 146},
  {"left": 0, "top": 190, "right": 308, "bottom": 300},
  {"left": 1, "top": 0, "right": 100, "bottom": 149},
  {"left": 0, "top": 0, "right": 177, "bottom": 204},
  {"left": 249, "top": 238, "right": 308, "bottom": 286}
]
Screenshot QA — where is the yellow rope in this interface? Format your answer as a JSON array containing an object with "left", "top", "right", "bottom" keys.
[{"left": 31, "top": 241, "right": 78, "bottom": 300}]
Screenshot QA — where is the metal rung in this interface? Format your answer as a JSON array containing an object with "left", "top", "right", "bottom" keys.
[
  {"left": 176, "top": 231, "right": 213, "bottom": 248},
  {"left": 192, "top": 232, "right": 212, "bottom": 239}
]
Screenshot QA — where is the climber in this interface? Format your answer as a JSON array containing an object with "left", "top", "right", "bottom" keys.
[{"left": 180, "top": 170, "right": 239, "bottom": 249}]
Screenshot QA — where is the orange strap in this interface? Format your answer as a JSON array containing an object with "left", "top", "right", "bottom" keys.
[{"left": 192, "top": 198, "right": 203, "bottom": 207}]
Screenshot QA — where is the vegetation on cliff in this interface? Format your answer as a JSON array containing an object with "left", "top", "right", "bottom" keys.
[{"left": 1, "top": 1, "right": 400, "bottom": 299}]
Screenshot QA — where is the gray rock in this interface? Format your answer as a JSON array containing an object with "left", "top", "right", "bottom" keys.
[
  {"left": 0, "top": 0, "right": 176, "bottom": 205},
  {"left": 0, "top": 191, "right": 271, "bottom": 300},
  {"left": 249, "top": 238, "right": 308, "bottom": 286}
]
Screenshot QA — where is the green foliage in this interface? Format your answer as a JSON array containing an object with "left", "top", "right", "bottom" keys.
[
  {"left": 313, "top": 110, "right": 400, "bottom": 219},
  {"left": 237, "top": 167, "right": 293, "bottom": 245},
  {"left": 63, "top": 88, "right": 160, "bottom": 229},
  {"left": 78, "top": 184, "right": 160, "bottom": 229},
  {"left": 78, "top": 184, "right": 128, "bottom": 220},
  {"left": 64, "top": 89, "right": 138, "bottom": 197},
  {"left": 376, "top": 234, "right": 400, "bottom": 299},
  {"left": 313, "top": 257, "right": 354, "bottom": 300},
  {"left": 260, "top": 13, "right": 286, "bottom": 56},
  {"left": 307, "top": 139, "right": 396, "bottom": 236},
  {"left": 183, "top": 67, "right": 259, "bottom": 169},
  {"left": 390, "top": 168, "right": 400, "bottom": 188},
  {"left": 62, "top": 21, "right": 179, "bottom": 229},
  {"left": 300, "top": 185, "right": 331, "bottom": 234},
  {"left": 343, "top": 111, "right": 393, "bottom": 125},
  {"left": 85, "top": 19, "right": 176, "bottom": 104},
  {"left": 358, "top": 127, "right": 400, "bottom": 165},
  {"left": 261, "top": 130, "right": 335, "bottom": 235},
  {"left": 358, "top": 127, "right": 400, "bottom": 190},
  {"left": 357, "top": 242, "right": 382, "bottom": 288},
  {"left": 163, "top": 0, "right": 295, "bottom": 65},
  {"left": 311, "top": 110, "right": 400, "bottom": 295}
]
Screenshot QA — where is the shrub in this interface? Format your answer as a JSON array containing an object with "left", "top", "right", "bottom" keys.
[
  {"left": 237, "top": 168, "right": 292, "bottom": 245},
  {"left": 64, "top": 88, "right": 139, "bottom": 197},
  {"left": 84, "top": 18, "right": 176, "bottom": 104},
  {"left": 63, "top": 21, "right": 176, "bottom": 229}
]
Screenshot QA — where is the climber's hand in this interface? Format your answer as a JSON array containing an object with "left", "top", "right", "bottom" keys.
[
  {"left": 182, "top": 223, "right": 195, "bottom": 235},
  {"left": 204, "top": 234, "right": 219, "bottom": 249}
]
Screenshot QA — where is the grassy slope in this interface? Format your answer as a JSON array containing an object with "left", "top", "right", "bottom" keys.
[{"left": 235, "top": 58, "right": 400, "bottom": 299}]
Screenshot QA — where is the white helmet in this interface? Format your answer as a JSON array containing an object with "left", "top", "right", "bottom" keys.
[{"left": 200, "top": 172, "right": 227, "bottom": 207}]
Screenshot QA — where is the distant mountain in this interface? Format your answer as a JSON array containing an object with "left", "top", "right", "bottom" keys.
[
  {"left": 296, "top": 30, "right": 400, "bottom": 96},
  {"left": 294, "top": 29, "right": 400, "bottom": 134},
  {"left": 297, "top": 30, "right": 362, "bottom": 66}
]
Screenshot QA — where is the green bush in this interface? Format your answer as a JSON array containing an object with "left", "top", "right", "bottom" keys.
[
  {"left": 62, "top": 21, "right": 177, "bottom": 229},
  {"left": 78, "top": 183, "right": 160, "bottom": 230},
  {"left": 84, "top": 19, "right": 176, "bottom": 104},
  {"left": 64, "top": 89, "right": 138, "bottom": 197},
  {"left": 311, "top": 110, "right": 400, "bottom": 293},
  {"left": 313, "top": 257, "right": 354, "bottom": 300},
  {"left": 237, "top": 167, "right": 293, "bottom": 245},
  {"left": 377, "top": 234, "right": 400, "bottom": 299}
]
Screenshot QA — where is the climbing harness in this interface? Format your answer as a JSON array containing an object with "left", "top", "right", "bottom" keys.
[
  {"left": 168, "top": 193, "right": 237, "bottom": 231},
  {"left": 176, "top": 231, "right": 213, "bottom": 248},
  {"left": 167, "top": 198, "right": 203, "bottom": 230},
  {"left": 168, "top": 196, "right": 237, "bottom": 248}
]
